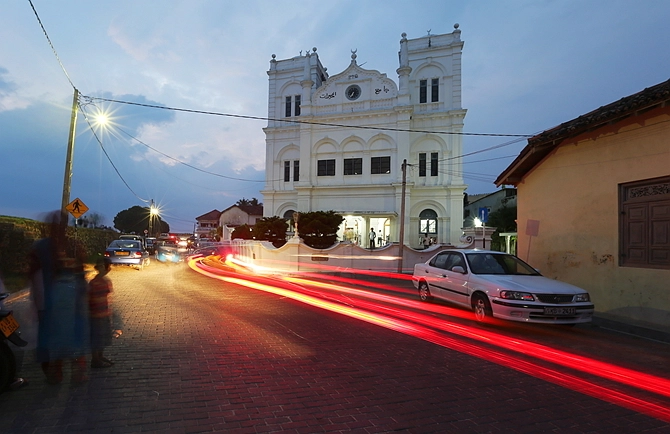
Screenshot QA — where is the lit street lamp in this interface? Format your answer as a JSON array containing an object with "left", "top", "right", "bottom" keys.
[
  {"left": 149, "top": 200, "right": 159, "bottom": 236},
  {"left": 474, "top": 217, "right": 486, "bottom": 249}
]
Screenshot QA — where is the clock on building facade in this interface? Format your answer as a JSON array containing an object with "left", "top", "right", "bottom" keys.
[{"left": 345, "top": 84, "right": 361, "bottom": 100}]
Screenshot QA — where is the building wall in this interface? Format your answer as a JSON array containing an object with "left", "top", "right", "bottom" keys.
[
  {"left": 219, "top": 208, "right": 258, "bottom": 227},
  {"left": 516, "top": 109, "right": 670, "bottom": 332},
  {"left": 463, "top": 188, "right": 517, "bottom": 227},
  {"left": 262, "top": 26, "right": 467, "bottom": 249}
]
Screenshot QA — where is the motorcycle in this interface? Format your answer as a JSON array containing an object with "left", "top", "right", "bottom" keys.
[{"left": 0, "top": 292, "right": 28, "bottom": 393}]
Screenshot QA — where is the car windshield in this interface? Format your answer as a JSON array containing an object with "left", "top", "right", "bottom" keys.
[
  {"left": 110, "top": 240, "right": 140, "bottom": 249},
  {"left": 465, "top": 253, "right": 540, "bottom": 276}
]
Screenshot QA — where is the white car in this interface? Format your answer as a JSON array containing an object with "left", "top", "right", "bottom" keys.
[{"left": 412, "top": 249, "right": 594, "bottom": 324}]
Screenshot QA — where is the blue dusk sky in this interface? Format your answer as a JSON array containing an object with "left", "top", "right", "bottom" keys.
[{"left": 1, "top": 1, "right": 669, "bottom": 232}]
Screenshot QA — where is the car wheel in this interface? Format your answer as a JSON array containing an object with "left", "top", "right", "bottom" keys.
[
  {"left": 472, "top": 294, "right": 492, "bottom": 322},
  {"left": 418, "top": 281, "right": 432, "bottom": 301}
]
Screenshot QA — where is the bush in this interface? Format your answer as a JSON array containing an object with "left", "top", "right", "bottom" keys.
[{"left": 297, "top": 211, "right": 344, "bottom": 249}]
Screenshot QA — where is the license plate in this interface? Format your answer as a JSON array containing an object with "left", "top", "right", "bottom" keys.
[
  {"left": 115, "top": 251, "right": 130, "bottom": 256},
  {"left": 0, "top": 313, "right": 19, "bottom": 338},
  {"left": 544, "top": 307, "right": 576, "bottom": 316}
]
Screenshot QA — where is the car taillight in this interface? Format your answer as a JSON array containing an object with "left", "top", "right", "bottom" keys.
[{"left": 104, "top": 252, "right": 110, "bottom": 257}]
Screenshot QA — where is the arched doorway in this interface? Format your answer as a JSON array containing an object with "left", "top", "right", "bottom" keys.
[
  {"left": 419, "top": 208, "right": 437, "bottom": 245},
  {"left": 283, "top": 209, "right": 296, "bottom": 238}
]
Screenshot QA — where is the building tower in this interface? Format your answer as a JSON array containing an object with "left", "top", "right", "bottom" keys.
[{"left": 262, "top": 25, "right": 466, "bottom": 248}]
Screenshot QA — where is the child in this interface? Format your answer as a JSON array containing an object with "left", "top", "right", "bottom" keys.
[{"left": 89, "top": 257, "right": 114, "bottom": 368}]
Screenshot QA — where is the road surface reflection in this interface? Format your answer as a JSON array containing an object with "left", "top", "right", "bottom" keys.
[{"left": 189, "top": 255, "right": 670, "bottom": 422}]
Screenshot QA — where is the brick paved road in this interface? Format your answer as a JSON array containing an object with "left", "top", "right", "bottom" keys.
[{"left": 1, "top": 262, "right": 669, "bottom": 433}]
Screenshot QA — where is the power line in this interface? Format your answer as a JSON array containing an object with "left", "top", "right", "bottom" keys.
[
  {"left": 84, "top": 95, "right": 534, "bottom": 138},
  {"left": 115, "top": 127, "right": 264, "bottom": 183},
  {"left": 28, "top": 0, "right": 75, "bottom": 90},
  {"left": 79, "top": 104, "right": 151, "bottom": 204}
]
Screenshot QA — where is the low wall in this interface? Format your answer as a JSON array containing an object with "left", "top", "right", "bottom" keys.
[{"left": 230, "top": 237, "right": 460, "bottom": 275}]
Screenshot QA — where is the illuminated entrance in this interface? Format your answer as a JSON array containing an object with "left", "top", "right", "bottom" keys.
[{"left": 339, "top": 215, "right": 393, "bottom": 247}]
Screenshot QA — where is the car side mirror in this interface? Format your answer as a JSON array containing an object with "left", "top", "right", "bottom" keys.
[{"left": 451, "top": 266, "right": 466, "bottom": 274}]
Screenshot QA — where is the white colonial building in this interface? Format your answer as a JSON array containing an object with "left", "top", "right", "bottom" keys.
[{"left": 261, "top": 25, "right": 467, "bottom": 249}]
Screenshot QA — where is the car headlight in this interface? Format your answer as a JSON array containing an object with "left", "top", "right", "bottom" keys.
[
  {"left": 573, "top": 293, "right": 590, "bottom": 302},
  {"left": 499, "top": 290, "right": 535, "bottom": 301}
]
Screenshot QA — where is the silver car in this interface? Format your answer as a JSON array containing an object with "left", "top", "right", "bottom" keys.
[
  {"left": 412, "top": 249, "right": 594, "bottom": 324},
  {"left": 105, "top": 239, "right": 150, "bottom": 270}
]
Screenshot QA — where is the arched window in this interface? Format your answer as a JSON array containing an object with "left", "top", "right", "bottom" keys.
[
  {"left": 283, "top": 210, "right": 296, "bottom": 233},
  {"left": 419, "top": 209, "right": 437, "bottom": 234}
]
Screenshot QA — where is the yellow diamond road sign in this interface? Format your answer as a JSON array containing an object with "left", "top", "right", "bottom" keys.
[{"left": 66, "top": 198, "right": 89, "bottom": 219}]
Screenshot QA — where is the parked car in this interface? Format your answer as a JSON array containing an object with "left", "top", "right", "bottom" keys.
[
  {"left": 155, "top": 239, "right": 187, "bottom": 263},
  {"left": 105, "top": 239, "right": 150, "bottom": 270},
  {"left": 145, "top": 237, "right": 157, "bottom": 255},
  {"left": 412, "top": 249, "right": 594, "bottom": 325},
  {"left": 119, "top": 234, "right": 146, "bottom": 249}
]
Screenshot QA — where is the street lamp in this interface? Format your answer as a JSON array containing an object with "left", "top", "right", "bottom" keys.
[
  {"left": 149, "top": 200, "right": 159, "bottom": 236},
  {"left": 474, "top": 217, "right": 485, "bottom": 249}
]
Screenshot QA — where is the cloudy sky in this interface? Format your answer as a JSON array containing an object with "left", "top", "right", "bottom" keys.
[{"left": 1, "top": 1, "right": 669, "bottom": 232}]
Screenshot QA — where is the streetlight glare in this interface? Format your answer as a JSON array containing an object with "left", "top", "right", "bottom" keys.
[{"left": 94, "top": 114, "right": 109, "bottom": 126}]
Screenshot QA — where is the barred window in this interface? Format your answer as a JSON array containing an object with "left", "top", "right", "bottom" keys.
[
  {"left": 371, "top": 156, "right": 391, "bottom": 174},
  {"left": 419, "top": 153, "right": 427, "bottom": 177},
  {"left": 285, "top": 96, "right": 292, "bottom": 117},
  {"left": 419, "top": 80, "right": 427, "bottom": 104},
  {"left": 284, "top": 161, "right": 290, "bottom": 182},
  {"left": 317, "top": 159, "right": 335, "bottom": 176},
  {"left": 430, "top": 152, "right": 438, "bottom": 176},
  {"left": 294, "top": 95, "right": 301, "bottom": 116},
  {"left": 419, "top": 79, "right": 439, "bottom": 104},
  {"left": 431, "top": 78, "right": 439, "bottom": 102},
  {"left": 344, "top": 158, "right": 362, "bottom": 175}
]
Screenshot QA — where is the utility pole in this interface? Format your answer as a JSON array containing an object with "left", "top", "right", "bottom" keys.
[
  {"left": 397, "top": 159, "right": 407, "bottom": 273},
  {"left": 60, "top": 88, "right": 79, "bottom": 218}
]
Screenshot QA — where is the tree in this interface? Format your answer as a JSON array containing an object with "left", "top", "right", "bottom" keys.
[
  {"left": 297, "top": 211, "right": 344, "bottom": 249},
  {"left": 87, "top": 212, "right": 104, "bottom": 228},
  {"left": 236, "top": 197, "right": 262, "bottom": 207},
  {"left": 230, "top": 224, "right": 253, "bottom": 240},
  {"left": 253, "top": 216, "right": 288, "bottom": 247},
  {"left": 487, "top": 205, "right": 517, "bottom": 251},
  {"left": 113, "top": 206, "right": 170, "bottom": 235}
]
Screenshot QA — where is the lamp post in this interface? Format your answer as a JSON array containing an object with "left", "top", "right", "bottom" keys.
[
  {"left": 149, "top": 200, "right": 158, "bottom": 236},
  {"left": 474, "top": 217, "right": 485, "bottom": 249},
  {"left": 60, "top": 89, "right": 79, "bottom": 219}
]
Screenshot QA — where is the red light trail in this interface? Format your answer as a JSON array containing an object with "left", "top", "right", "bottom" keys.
[{"left": 189, "top": 256, "right": 670, "bottom": 423}]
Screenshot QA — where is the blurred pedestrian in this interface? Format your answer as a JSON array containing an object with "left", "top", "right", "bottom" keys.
[
  {"left": 422, "top": 233, "right": 429, "bottom": 249},
  {"left": 28, "top": 211, "right": 89, "bottom": 384},
  {"left": 369, "top": 228, "right": 376, "bottom": 250},
  {"left": 89, "top": 257, "right": 114, "bottom": 368}
]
